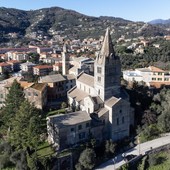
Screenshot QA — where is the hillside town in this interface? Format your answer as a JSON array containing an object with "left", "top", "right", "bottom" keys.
[
  {"left": 0, "top": 5, "right": 170, "bottom": 170},
  {"left": 0, "top": 26, "right": 170, "bottom": 170},
  {"left": 0, "top": 30, "right": 169, "bottom": 111}
]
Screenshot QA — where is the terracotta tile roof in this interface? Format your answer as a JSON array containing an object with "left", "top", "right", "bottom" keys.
[
  {"left": 7, "top": 60, "right": 21, "bottom": 64},
  {"left": 149, "top": 66, "right": 164, "bottom": 72},
  {"left": 19, "top": 81, "right": 34, "bottom": 89},
  {"left": 53, "top": 63, "right": 62, "bottom": 67},
  {"left": 30, "top": 83, "right": 47, "bottom": 91},
  {"left": 51, "top": 54, "right": 60, "bottom": 57},
  {"left": 33, "top": 65, "right": 53, "bottom": 69},
  {"left": 0, "top": 62, "right": 11, "bottom": 67},
  {"left": 0, "top": 54, "right": 6, "bottom": 57},
  {"left": 40, "top": 52, "right": 48, "bottom": 55},
  {"left": 1, "top": 55, "right": 8, "bottom": 58}
]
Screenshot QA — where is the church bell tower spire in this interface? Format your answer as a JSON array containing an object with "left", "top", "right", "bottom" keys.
[
  {"left": 62, "top": 43, "right": 69, "bottom": 75},
  {"left": 94, "top": 28, "right": 121, "bottom": 101}
]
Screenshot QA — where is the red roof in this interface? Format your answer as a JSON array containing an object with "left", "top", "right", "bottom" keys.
[
  {"left": 51, "top": 54, "right": 59, "bottom": 57},
  {"left": 7, "top": 60, "right": 21, "bottom": 64},
  {"left": 34, "top": 65, "right": 53, "bottom": 69},
  {"left": 53, "top": 63, "right": 62, "bottom": 67},
  {"left": 0, "top": 62, "right": 11, "bottom": 67},
  {"left": 149, "top": 66, "right": 164, "bottom": 72}
]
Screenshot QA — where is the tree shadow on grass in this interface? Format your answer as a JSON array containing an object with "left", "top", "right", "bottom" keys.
[{"left": 156, "top": 156, "right": 167, "bottom": 165}]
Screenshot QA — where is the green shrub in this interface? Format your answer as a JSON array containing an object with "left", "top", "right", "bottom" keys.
[{"left": 148, "top": 153, "right": 167, "bottom": 167}]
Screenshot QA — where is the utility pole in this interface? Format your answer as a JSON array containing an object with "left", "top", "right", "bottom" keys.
[
  {"left": 137, "top": 135, "right": 141, "bottom": 155},
  {"left": 113, "top": 156, "right": 117, "bottom": 170}
]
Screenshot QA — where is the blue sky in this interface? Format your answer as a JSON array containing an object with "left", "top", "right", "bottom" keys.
[{"left": 0, "top": 0, "right": 169, "bottom": 22}]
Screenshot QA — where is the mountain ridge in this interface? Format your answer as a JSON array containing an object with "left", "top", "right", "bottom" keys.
[
  {"left": 0, "top": 6, "right": 169, "bottom": 45},
  {"left": 149, "top": 18, "right": 170, "bottom": 25}
]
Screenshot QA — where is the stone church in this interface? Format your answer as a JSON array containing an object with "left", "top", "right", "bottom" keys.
[{"left": 47, "top": 28, "right": 134, "bottom": 150}]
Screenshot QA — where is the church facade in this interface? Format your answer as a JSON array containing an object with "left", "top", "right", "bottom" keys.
[
  {"left": 47, "top": 29, "right": 134, "bottom": 150},
  {"left": 68, "top": 28, "right": 133, "bottom": 141}
]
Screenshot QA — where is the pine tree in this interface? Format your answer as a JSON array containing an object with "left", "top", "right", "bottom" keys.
[
  {"left": 10, "top": 100, "right": 42, "bottom": 150},
  {"left": 1, "top": 79, "right": 25, "bottom": 127}
]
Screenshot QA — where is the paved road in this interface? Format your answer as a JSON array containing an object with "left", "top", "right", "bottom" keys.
[{"left": 96, "top": 135, "right": 170, "bottom": 170}]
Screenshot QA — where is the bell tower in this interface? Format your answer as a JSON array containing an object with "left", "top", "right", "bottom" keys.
[
  {"left": 94, "top": 28, "right": 121, "bottom": 101},
  {"left": 62, "top": 44, "right": 69, "bottom": 75}
]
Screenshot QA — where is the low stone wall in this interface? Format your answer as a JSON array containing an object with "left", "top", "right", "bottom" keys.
[
  {"left": 126, "top": 143, "right": 170, "bottom": 168},
  {"left": 144, "top": 143, "right": 170, "bottom": 155}
]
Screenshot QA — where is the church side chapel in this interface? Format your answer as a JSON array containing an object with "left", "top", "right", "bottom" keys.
[{"left": 47, "top": 28, "right": 134, "bottom": 151}]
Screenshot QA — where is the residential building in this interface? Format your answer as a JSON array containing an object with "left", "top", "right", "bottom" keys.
[
  {"left": 20, "top": 61, "right": 36, "bottom": 73},
  {"left": 71, "top": 56, "right": 94, "bottom": 69},
  {"left": 39, "top": 52, "right": 51, "bottom": 60},
  {"left": 123, "top": 66, "right": 170, "bottom": 88},
  {"left": 0, "top": 77, "right": 48, "bottom": 110},
  {"left": 33, "top": 65, "right": 53, "bottom": 76},
  {"left": 39, "top": 74, "right": 66, "bottom": 101},
  {"left": 36, "top": 47, "right": 53, "bottom": 54},
  {"left": 64, "top": 74, "right": 76, "bottom": 91},
  {"left": 7, "top": 60, "right": 21, "bottom": 72},
  {"left": 42, "top": 57, "right": 61, "bottom": 64},
  {"left": 68, "top": 66, "right": 80, "bottom": 76},
  {"left": 0, "top": 47, "right": 36, "bottom": 54},
  {"left": 47, "top": 111, "right": 91, "bottom": 150},
  {"left": 0, "top": 62, "right": 11, "bottom": 73},
  {"left": 68, "top": 59, "right": 94, "bottom": 76},
  {"left": 53, "top": 63, "right": 62, "bottom": 72},
  {"left": 7, "top": 51, "right": 29, "bottom": 61},
  {"left": 24, "top": 83, "right": 47, "bottom": 109},
  {"left": 0, "top": 77, "right": 22, "bottom": 108},
  {"left": 39, "top": 74, "right": 76, "bottom": 101}
]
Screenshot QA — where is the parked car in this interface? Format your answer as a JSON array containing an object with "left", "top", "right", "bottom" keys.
[{"left": 124, "top": 154, "right": 136, "bottom": 162}]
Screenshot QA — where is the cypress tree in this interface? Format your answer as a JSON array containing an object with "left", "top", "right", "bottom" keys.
[
  {"left": 1, "top": 79, "right": 25, "bottom": 127},
  {"left": 10, "top": 100, "right": 41, "bottom": 150}
]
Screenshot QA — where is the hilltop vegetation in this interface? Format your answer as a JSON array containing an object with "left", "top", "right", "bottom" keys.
[{"left": 0, "top": 7, "right": 169, "bottom": 45}]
